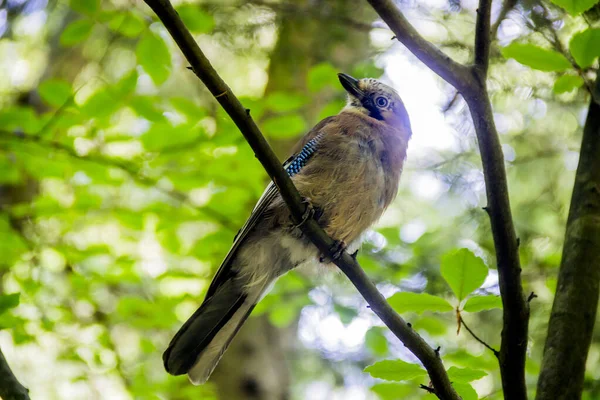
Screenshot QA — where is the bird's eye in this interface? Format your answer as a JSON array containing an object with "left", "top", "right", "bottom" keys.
[{"left": 375, "top": 97, "right": 388, "bottom": 108}]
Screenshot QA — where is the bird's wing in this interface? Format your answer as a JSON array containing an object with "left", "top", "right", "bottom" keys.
[{"left": 204, "top": 116, "right": 336, "bottom": 299}]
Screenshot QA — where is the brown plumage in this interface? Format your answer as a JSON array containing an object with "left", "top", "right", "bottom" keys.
[{"left": 163, "top": 74, "right": 412, "bottom": 384}]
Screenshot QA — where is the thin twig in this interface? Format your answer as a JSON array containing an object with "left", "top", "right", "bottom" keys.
[
  {"left": 142, "top": 1, "right": 460, "bottom": 399},
  {"left": 459, "top": 315, "right": 500, "bottom": 357}
]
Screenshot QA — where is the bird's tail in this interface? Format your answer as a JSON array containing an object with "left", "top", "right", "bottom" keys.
[{"left": 163, "top": 273, "right": 270, "bottom": 384}]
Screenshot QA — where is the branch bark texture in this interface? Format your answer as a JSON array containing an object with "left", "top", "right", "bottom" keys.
[
  {"left": 366, "top": 1, "right": 529, "bottom": 399},
  {"left": 143, "top": 0, "right": 460, "bottom": 399},
  {"left": 0, "top": 348, "right": 30, "bottom": 400},
  {"left": 536, "top": 77, "right": 600, "bottom": 400}
]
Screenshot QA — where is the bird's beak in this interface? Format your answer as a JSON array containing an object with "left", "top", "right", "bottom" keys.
[{"left": 338, "top": 73, "right": 364, "bottom": 99}]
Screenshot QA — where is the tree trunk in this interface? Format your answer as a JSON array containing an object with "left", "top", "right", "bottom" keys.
[{"left": 536, "top": 79, "right": 600, "bottom": 400}]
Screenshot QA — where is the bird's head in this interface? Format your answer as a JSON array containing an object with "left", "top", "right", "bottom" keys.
[{"left": 338, "top": 73, "right": 409, "bottom": 130}]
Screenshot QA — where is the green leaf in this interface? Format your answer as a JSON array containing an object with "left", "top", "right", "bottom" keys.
[
  {"left": 447, "top": 366, "right": 487, "bottom": 382},
  {"left": 0, "top": 107, "right": 40, "bottom": 133},
  {"left": 364, "top": 359, "right": 427, "bottom": 381},
  {"left": 38, "top": 79, "right": 73, "bottom": 107},
  {"left": 265, "top": 92, "right": 308, "bottom": 112},
  {"left": 370, "top": 383, "right": 414, "bottom": 400},
  {"left": 60, "top": 19, "right": 94, "bottom": 47},
  {"left": 269, "top": 303, "right": 297, "bottom": 328},
  {"left": 262, "top": 114, "right": 307, "bottom": 138},
  {"left": 70, "top": 0, "right": 99, "bottom": 14},
  {"left": 440, "top": 248, "right": 488, "bottom": 301},
  {"left": 141, "top": 122, "right": 201, "bottom": 151},
  {"left": 130, "top": 96, "right": 166, "bottom": 122},
  {"left": 549, "top": 0, "right": 598, "bottom": 15},
  {"left": 307, "top": 62, "right": 339, "bottom": 92},
  {"left": 501, "top": 43, "right": 571, "bottom": 72},
  {"left": 136, "top": 32, "right": 172, "bottom": 86},
  {"left": 365, "top": 327, "right": 389, "bottom": 356},
  {"left": 80, "top": 88, "right": 121, "bottom": 118},
  {"left": 387, "top": 292, "right": 453, "bottom": 314},
  {"left": 453, "top": 383, "right": 478, "bottom": 400},
  {"left": 463, "top": 295, "right": 502, "bottom": 312},
  {"left": 106, "top": 11, "right": 146, "bottom": 38},
  {"left": 569, "top": 29, "right": 600, "bottom": 68},
  {"left": 0, "top": 294, "right": 20, "bottom": 315},
  {"left": 553, "top": 74, "right": 584, "bottom": 94},
  {"left": 352, "top": 60, "right": 384, "bottom": 79},
  {"left": 176, "top": 4, "right": 215, "bottom": 33}
]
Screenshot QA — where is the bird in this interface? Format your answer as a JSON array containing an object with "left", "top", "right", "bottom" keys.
[{"left": 163, "top": 73, "right": 412, "bottom": 384}]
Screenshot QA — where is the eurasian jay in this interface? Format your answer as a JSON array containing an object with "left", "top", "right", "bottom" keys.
[{"left": 163, "top": 73, "right": 412, "bottom": 384}]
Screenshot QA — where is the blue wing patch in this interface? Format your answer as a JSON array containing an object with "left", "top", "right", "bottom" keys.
[{"left": 285, "top": 133, "right": 323, "bottom": 177}]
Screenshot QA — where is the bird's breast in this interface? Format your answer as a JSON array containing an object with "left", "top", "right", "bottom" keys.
[{"left": 293, "top": 132, "right": 404, "bottom": 244}]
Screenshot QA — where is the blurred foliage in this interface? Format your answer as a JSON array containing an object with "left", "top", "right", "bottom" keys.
[{"left": 0, "top": 0, "right": 598, "bottom": 399}]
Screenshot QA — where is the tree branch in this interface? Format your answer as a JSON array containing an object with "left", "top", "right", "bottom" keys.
[
  {"left": 365, "top": 0, "right": 472, "bottom": 94},
  {"left": 0, "top": 347, "right": 30, "bottom": 400},
  {"left": 474, "top": 0, "right": 492, "bottom": 73},
  {"left": 459, "top": 315, "right": 499, "bottom": 357},
  {"left": 535, "top": 73, "right": 600, "bottom": 400},
  {"left": 366, "top": 1, "right": 529, "bottom": 399},
  {"left": 142, "top": 1, "right": 460, "bottom": 398}
]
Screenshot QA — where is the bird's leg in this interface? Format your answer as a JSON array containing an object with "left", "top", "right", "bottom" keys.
[
  {"left": 319, "top": 240, "right": 346, "bottom": 263},
  {"left": 291, "top": 197, "right": 322, "bottom": 230}
]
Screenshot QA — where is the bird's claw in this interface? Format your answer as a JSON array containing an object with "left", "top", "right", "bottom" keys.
[
  {"left": 320, "top": 240, "right": 346, "bottom": 263},
  {"left": 292, "top": 197, "right": 315, "bottom": 230}
]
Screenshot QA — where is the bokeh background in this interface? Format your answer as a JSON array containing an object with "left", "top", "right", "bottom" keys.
[{"left": 0, "top": 0, "right": 598, "bottom": 399}]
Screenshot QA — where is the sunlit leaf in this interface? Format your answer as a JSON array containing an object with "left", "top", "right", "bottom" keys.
[
  {"left": 136, "top": 31, "right": 172, "bottom": 85},
  {"left": 453, "top": 382, "right": 478, "bottom": 400},
  {"left": 177, "top": 4, "right": 215, "bottom": 33},
  {"left": 265, "top": 92, "right": 308, "bottom": 112},
  {"left": 447, "top": 366, "right": 487, "bottom": 382},
  {"left": 553, "top": 74, "right": 584, "bottom": 94},
  {"left": 387, "top": 292, "right": 453, "bottom": 314},
  {"left": 501, "top": 43, "right": 571, "bottom": 72},
  {"left": 569, "top": 28, "right": 600, "bottom": 68},
  {"left": 370, "top": 383, "right": 414, "bottom": 399},
  {"left": 130, "top": 96, "right": 166, "bottom": 122},
  {"left": 269, "top": 303, "right": 297, "bottom": 327},
  {"left": 365, "top": 327, "right": 389, "bottom": 356},
  {"left": 0, "top": 294, "right": 20, "bottom": 315},
  {"left": 549, "top": 0, "right": 598, "bottom": 15},
  {"left": 364, "top": 359, "right": 427, "bottom": 381},
  {"left": 141, "top": 122, "right": 202, "bottom": 151},
  {"left": 0, "top": 107, "right": 40, "bottom": 133},
  {"left": 106, "top": 11, "right": 146, "bottom": 38},
  {"left": 38, "top": 79, "right": 73, "bottom": 107},
  {"left": 80, "top": 88, "right": 121, "bottom": 118},
  {"left": 262, "top": 114, "right": 307, "bottom": 138},
  {"left": 463, "top": 295, "right": 502, "bottom": 312},
  {"left": 60, "top": 19, "right": 94, "bottom": 47},
  {"left": 440, "top": 248, "right": 488, "bottom": 301},
  {"left": 70, "top": 0, "right": 99, "bottom": 14},
  {"left": 352, "top": 60, "right": 384, "bottom": 79},
  {"left": 307, "top": 62, "right": 339, "bottom": 92}
]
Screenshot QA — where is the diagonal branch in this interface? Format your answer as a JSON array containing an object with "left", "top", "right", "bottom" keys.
[
  {"left": 0, "top": 347, "right": 30, "bottom": 400},
  {"left": 142, "top": 1, "right": 460, "bottom": 399},
  {"left": 367, "top": 1, "right": 529, "bottom": 399},
  {"left": 366, "top": 0, "right": 472, "bottom": 93}
]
